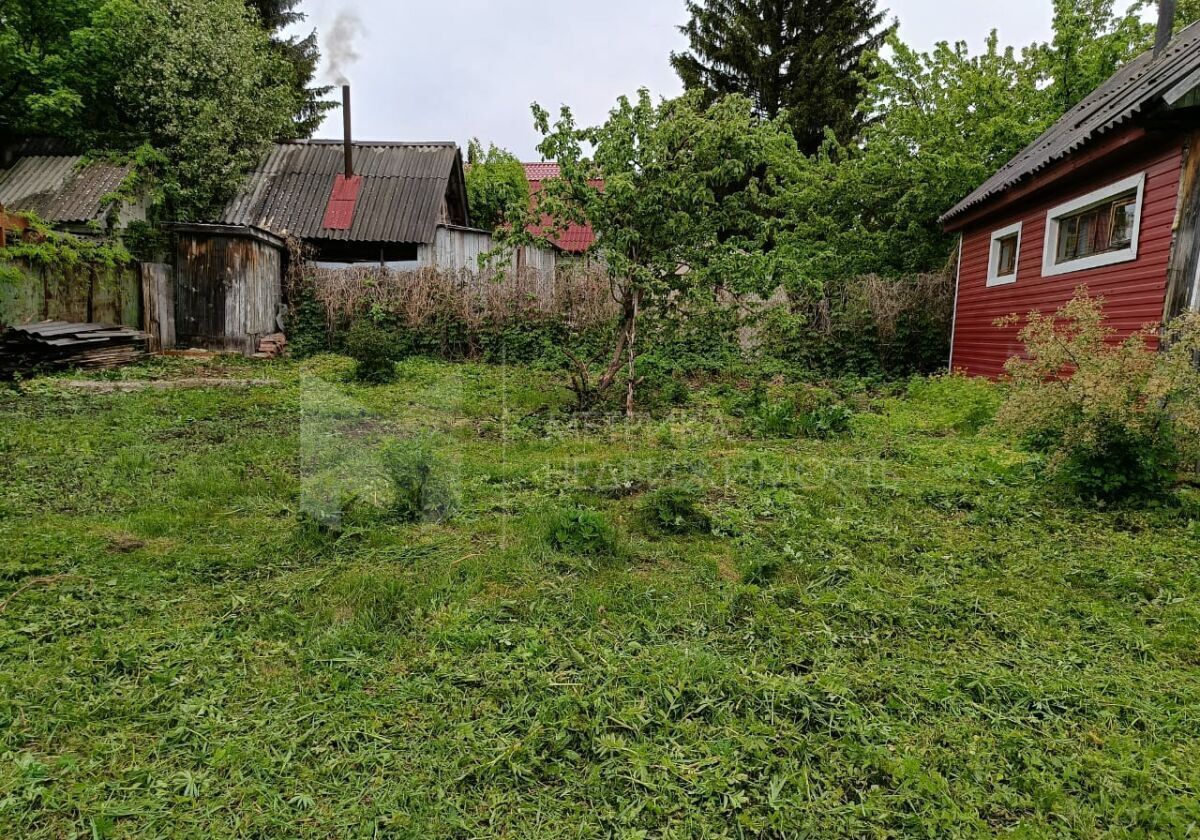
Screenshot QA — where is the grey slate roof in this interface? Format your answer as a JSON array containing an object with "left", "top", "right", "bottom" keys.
[
  {"left": 941, "top": 19, "right": 1200, "bottom": 226},
  {"left": 220, "top": 141, "right": 467, "bottom": 244},
  {"left": 0, "top": 156, "right": 133, "bottom": 225}
]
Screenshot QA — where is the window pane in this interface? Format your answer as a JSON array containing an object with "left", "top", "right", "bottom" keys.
[
  {"left": 1055, "top": 189, "right": 1137, "bottom": 265},
  {"left": 1109, "top": 199, "right": 1135, "bottom": 249},
  {"left": 1058, "top": 217, "right": 1079, "bottom": 263},
  {"left": 1077, "top": 211, "right": 1098, "bottom": 259},
  {"left": 997, "top": 235, "right": 1018, "bottom": 276}
]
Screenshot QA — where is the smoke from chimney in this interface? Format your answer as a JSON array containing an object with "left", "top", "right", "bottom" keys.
[
  {"left": 325, "top": 8, "right": 365, "bottom": 86},
  {"left": 1155, "top": 0, "right": 1177, "bottom": 57}
]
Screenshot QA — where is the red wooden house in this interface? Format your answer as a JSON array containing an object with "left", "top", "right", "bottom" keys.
[{"left": 941, "top": 12, "right": 1200, "bottom": 379}]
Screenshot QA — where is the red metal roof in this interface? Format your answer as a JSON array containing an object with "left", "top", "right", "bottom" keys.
[{"left": 522, "top": 162, "right": 601, "bottom": 254}]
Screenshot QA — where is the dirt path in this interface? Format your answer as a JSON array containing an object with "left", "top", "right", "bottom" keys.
[{"left": 59, "top": 378, "right": 278, "bottom": 393}]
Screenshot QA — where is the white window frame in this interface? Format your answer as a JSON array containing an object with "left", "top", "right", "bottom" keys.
[
  {"left": 986, "top": 222, "right": 1023, "bottom": 287},
  {"left": 1041, "top": 172, "right": 1146, "bottom": 278}
]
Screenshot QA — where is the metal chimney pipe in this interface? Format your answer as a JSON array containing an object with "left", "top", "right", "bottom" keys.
[
  {"left": 342, "top": 85, "right": 354, "bottom": 178},
  {"left": 1155, "top": 0, "right": 1177, "bottom": 58}
]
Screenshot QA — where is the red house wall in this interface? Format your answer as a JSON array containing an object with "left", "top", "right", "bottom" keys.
[{"left": 950, "top": 133, "right": 1184, "bottom": 379}]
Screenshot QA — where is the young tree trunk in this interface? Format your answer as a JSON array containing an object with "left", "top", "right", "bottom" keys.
[
  {"left": 625, "top": 290, "right": 640, "bottom": 419},
  {"left": 565, "top": 283, "right": 643, "bottom": 414}
]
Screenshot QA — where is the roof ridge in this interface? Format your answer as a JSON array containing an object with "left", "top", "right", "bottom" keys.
[{"left": 277, "top": 139, "right": 458, "bottom": 148}]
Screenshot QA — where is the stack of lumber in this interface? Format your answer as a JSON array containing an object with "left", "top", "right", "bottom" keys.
[
  {"left": 1, "top": 321, "right": 149, "bottom": 377},
  {"left": 254, "top": 332, "right": 288, "bottom": 360}
]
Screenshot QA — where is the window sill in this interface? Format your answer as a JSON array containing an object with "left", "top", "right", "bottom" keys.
[{"left": 1041, "top": 247, "right": 1137, "bottom": 278}]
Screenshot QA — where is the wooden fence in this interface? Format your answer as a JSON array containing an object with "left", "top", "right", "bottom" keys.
[
  {"left": 0, "top": 258, "right": 140, "bottom": 330},
  {"left": 418, "top": 225, "right": 557, "bottom": 278}
]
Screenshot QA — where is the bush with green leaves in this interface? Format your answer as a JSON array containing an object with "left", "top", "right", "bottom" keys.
[
  {"left": 344, "top": 318, "right": 400, "bottom": 384},
  {"left": 639, "top": 487, "right": 711, "bottom": 536},
  {"left": 997, "top": 292, "right": 1200, "bottom": 501},
  {"left": 381, "top": 440, "right": 458, "bottom": 524},
  {"left": 543, "top": 505, "right": 621, "bottom": 559},
  {"left": 285, "top": 290, "right": 331, "bottom": 359},
  {"left": 797, "top": 400, "right": 856, "bottom": 439},
  {"left": 741, "top": 384, "right": 856, "bottom": 439},
  {"left": 465, "top": 140, "right": 530, "bottom": 231}
]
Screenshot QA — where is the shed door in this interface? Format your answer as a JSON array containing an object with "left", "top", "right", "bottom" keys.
[{"left": 174, "top": 237, "right": 228, "bottom": 350}]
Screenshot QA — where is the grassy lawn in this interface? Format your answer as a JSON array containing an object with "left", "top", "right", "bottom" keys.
[{"left": 1, "top": 356, "right": 1199, "bottom": 837}]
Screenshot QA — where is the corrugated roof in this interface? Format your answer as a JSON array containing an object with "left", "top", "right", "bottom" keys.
[
  {"left": 523, "top": 162, "right": 563, "bottom": 182},
  {"left": 523, "top": 162, "right": 602, "bottom": 254},
  {"left": 221, "top": 141, "right": 465, "bottom": 244},
  {"left": 0, "top": 156, "right": 133, "bottom": 225},
  {"left": 941, "top": 19, "right": 1200, "bottom": 226}
]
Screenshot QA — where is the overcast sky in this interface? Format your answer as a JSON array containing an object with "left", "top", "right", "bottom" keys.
[{"left": 290, "top": 0, "right": 1063, "bottom": 158}]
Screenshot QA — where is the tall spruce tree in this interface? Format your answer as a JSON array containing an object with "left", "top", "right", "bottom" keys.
[
  {"left": 243, "top": 0, "right": 335, "bottom": 137},
  {"left": 670, "top": 0, "right": 890, "bottom": 153}
]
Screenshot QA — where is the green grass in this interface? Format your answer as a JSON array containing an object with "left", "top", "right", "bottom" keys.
[{"left": 1, "top": 356, "right": 1199, "bottom": 837}]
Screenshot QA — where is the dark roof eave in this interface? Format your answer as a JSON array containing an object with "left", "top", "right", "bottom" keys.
[{"left": 169, "top": 222, "right": 287, "bottom": 249}]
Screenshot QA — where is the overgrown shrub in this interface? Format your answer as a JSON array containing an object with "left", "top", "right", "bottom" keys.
[
  {"left": 797, "top": 401, "right": 856, "bottom": 439},
  {"left": 640, "top": 487, "right": 711, "bottom": 535},
  {"left": 286, "top": 289, "right": 332, "bottom": 359},
  {"left": 741, "top": 385, "right": 856, "bottom": 439},
  {"left": 759, "top": 270, "right": 953, "bottom": 378},
  {"left": 543, "top": 505, "right": 621, "bottom": 558},
  {"left": 641, "top": 292, "right": 744, "bottom": 375},
  {"left": 345, "top": 318, "right": 400, "bottom": 384},
  {"left": 997, "top": 291, "right": 1200, "bottom": 501},
  {"left": 382, "top": 440, "right": 458, "bottom": 523}
]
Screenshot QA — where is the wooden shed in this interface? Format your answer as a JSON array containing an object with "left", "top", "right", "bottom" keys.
[
  {"left": 168, "top": 224, "right": 285, "bottom": 354},
  {"left": 941, "top": 13, "right": 1200, "bottom": 378}
]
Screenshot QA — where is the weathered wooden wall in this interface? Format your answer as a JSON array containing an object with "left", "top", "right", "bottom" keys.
[
  {"left": 417, "top": 225, "right": 557, "bottom": 278},
  {"left": 140, "top": 262, "right": 175, "bottom": 352},
  {"left": 1165, "top": 132, "right": 1200, "bottom": 319},
  {"left": 174, "top": 231, "right": 281, "bottom": 354},
  {"left": 0, "top": 259, "right": 140, "bottom": 329}
]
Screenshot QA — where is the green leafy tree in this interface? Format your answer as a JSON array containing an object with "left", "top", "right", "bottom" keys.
[
  {"left": 242, "top": 0, "right": 334, "bottom": 137},
  {"left": 243, "top": 0, "right": 301, "bottom": 28},
  {"left": 0, "top": 0, "right": 327, "bottom": 144},
  {"left": 521, "top": 91, "right": 798, "bottom": 413},
  {"left": 1031, "top": 0, "right": 1151, "bottom": 112},
  {"left": 0, "top": 0, "right": 103, "bottom": 137},
  {"left": 670, "top": 0, "right": 890, "bottom": 153},
  {"left": 775, "top": 31, "right": 1054, "bottom": 288},
  {"left": 92, "top": 0, "right": 300, "bottom": 219},
  {"left": 1176, "top": 0, "right": 1200, "bottom": 29},
  {"left": 1138, "top": 0, "right": 1200, "bottom": 33},
  {"left": 465, "top": 140, "right": 529, "bottom": 231}
]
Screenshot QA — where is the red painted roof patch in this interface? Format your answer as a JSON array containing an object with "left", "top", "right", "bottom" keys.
[{"left": 321, "top": 174, "right": 363, "bottom": 231}]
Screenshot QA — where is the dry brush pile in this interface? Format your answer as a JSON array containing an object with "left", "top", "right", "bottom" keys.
[{"left": 294, "top": 261, "right": 620, "bottom": 359}]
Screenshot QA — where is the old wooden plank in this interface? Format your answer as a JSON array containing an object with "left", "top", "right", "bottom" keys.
[{"left": 1165, "top": 132, "right": 1200, "bottom": 320}]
